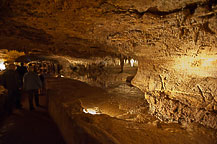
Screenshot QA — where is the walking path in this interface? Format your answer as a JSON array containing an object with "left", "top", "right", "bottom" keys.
[
  {"left": 1, "top": 76, "right": 216, "bottom": 144},
  {"left": 0, "top": 89, "right": 65, "bottom": 144}
]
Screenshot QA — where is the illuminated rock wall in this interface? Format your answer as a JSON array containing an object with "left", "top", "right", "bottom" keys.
[
  {"left": 126, "top": 1, "right": 217, "bottom": 129},
  {"left": 132, "top": 56, "right": 217, "bottom": 128}
]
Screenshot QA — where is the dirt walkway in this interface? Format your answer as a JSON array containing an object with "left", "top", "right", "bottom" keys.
[{"left": 0, "top": 91, "right": 65, "bottom": 144}]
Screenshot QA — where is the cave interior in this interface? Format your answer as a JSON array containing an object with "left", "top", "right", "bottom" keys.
[{"left": 0, "top": 0, "right": 217, "bottom": 144}]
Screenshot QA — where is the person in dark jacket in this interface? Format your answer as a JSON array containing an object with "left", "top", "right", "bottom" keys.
[
  {"left": 23, "top": 66, "right": 42, "bottom": 110},
  {"left": 120, "top": 54, "right": 124, "bottom": 73},
  {"left": 38, "top": 70, "right": 45, "bottom": 95},
  {"left": 2, "top": 63, "right": 22, "bottom": 114},
  {"left": 16, "top": 62, "right": 27, "bottom": 86}
]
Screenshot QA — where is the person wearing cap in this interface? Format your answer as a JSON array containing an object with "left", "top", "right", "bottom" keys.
[{"left": 23, "top": 66, "right": 42, "bottom": 110}]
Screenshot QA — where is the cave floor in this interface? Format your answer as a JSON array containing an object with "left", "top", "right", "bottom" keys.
[
  {"left": 0, "top": 71, "right": 216, "bottom": 144},
  {"left": 0, "top": 91, "right": 65, "bottom": 144}
]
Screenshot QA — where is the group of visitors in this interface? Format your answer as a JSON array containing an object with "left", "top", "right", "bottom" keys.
[
  {"left": 29, "top": 61, "right": 61, "bottom": 77},
  {"left": 1, "top": 62, "right": 43, "bottom": 114}
]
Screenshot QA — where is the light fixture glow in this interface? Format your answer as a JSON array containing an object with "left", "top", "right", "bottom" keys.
[
  {"left": 83, "top": 107, "right": 101, "bottom": 115},
  {"left": 130, "top": 59, "right": 134, "bottom": 67},
  {"left": 0, "top": 61, "right": 6, "bottom": 70}
]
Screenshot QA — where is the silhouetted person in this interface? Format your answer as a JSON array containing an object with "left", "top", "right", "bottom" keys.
[
  {"left": 16, "top": 62, "right": 27, "bottom": 86},
  {"left": 23, "top": 66, "right": 42, "bottom": 111},
  {"left": 57, "top": 64, "right": 62, "bottom": 75},
  {"left": 2, "top": 63, "right": 22, "bottom": 114},
  {"left": 120, "top": 55, "right": 124, "bottom": 73},
  {"left": 39, "top": 71, "right": 45, "bottom": 95}
]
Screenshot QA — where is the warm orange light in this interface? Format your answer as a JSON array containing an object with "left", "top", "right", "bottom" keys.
[
  {"left": 173, "top": 55, "right": 217, "bottom": 77},
  {"left": 0, "top": 60, "right": 6, "bottom": 70},
  {"left": 201, "top": 57, "right": 217, "bottom": 67},
  {"left": 83, "top": 107, "right": 101, "bottom": 115}
]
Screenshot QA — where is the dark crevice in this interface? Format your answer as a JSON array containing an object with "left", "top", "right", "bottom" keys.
[
  {"left": 104, "top": 1, "right": 216, "bottom": 19},
  {"left": 137, "top": 2, "right": 201, "bottom": 18},
  {"left": 99, "top": 0, "right": 108, "bottom": 7},
  {"left": 207, "top": 0, "right": 217, "bottom": 11},
  {"left": 90, "top": 46, "right": 99, "bottom": 49},
  {"left": 145, "top": 6, "right": 181, "bottom": 17},
  {"left": 179, "top": 28, "right": 185, "bottom": 38},
  {"left": 128, "top": 9, "right": 145, "bottom": 18},
  {"left": 194, "top": 31, "right": 200, "bottom": 44},
  {"left": 185, "top": 3, "right": 198, "bottom": 15},
  {"left": 201, "top": 22, "right": 215, "bottom": 34}
]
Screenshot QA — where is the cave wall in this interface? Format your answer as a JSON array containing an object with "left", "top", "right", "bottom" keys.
[
  {"left": 129, "top": 1, "right": 217, "bottom": 128},
  {"left": 133, "top": 57, "right": 217, "bottom": 94},
  {"left": 132, "top": 57, "right": 217, "bottom": 128},
  {"left": 56, "top": 56, "right": 137, "bottom": 88},
  {"left": 0, "top": 0, "right": 217, "bottom": 128}
]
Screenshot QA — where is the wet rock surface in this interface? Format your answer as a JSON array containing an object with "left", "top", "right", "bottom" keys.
[
  {"left": 57, "top": 58, "right": 217, "bottom": 130},
  {"left": 47, "top": 77, "right": 217, "bottom": 144}
]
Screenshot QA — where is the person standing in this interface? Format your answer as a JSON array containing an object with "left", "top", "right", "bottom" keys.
[
  {"left": 38, "top": 70, "right": 45, "bottom": 95},
  {"left": 23, "top": 66, "right": 42, "bottom": 111},
  {"left": 120, "top": 54, "right": 124, "bottom": 73},
  {"left": 2, "top": 63, "right": 22, "bottom": 114},
  {"left": 16, "top": 62, "right": 27, "bottom": 86}
]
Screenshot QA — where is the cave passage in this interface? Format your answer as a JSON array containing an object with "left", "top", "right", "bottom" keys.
[
  {"left": 0, "top": 0, "right": 217, "bottom": 143},
  {"left": 0, "top": 53, "right": 216, "bottom": 144}
]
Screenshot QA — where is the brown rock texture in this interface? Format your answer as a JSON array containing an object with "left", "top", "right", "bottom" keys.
[
  {"left": 132, "top": 57, "right": 217, "bottom": 128},
  {"left": 0, "top": 0, "right": 217, "bottom": 128},
  {"left": 0, "top": 0, "right": 216, "bottom": 57},
  {"left": 144, "top": 91, "right": 217, "bottom": 129}
]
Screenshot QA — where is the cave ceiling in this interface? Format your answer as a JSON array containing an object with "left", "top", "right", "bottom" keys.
[{"left": 0, "top": 0, "right": 216, "bottom": 59}]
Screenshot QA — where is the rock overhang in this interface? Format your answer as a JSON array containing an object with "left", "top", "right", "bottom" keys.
[{"left": 0, "top": 0, "right": 216, "bottom": 58}]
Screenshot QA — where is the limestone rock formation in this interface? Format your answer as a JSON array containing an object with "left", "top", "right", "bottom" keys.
[{"left": 0, "top": 0, "right": 216, "bottom": 128}]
